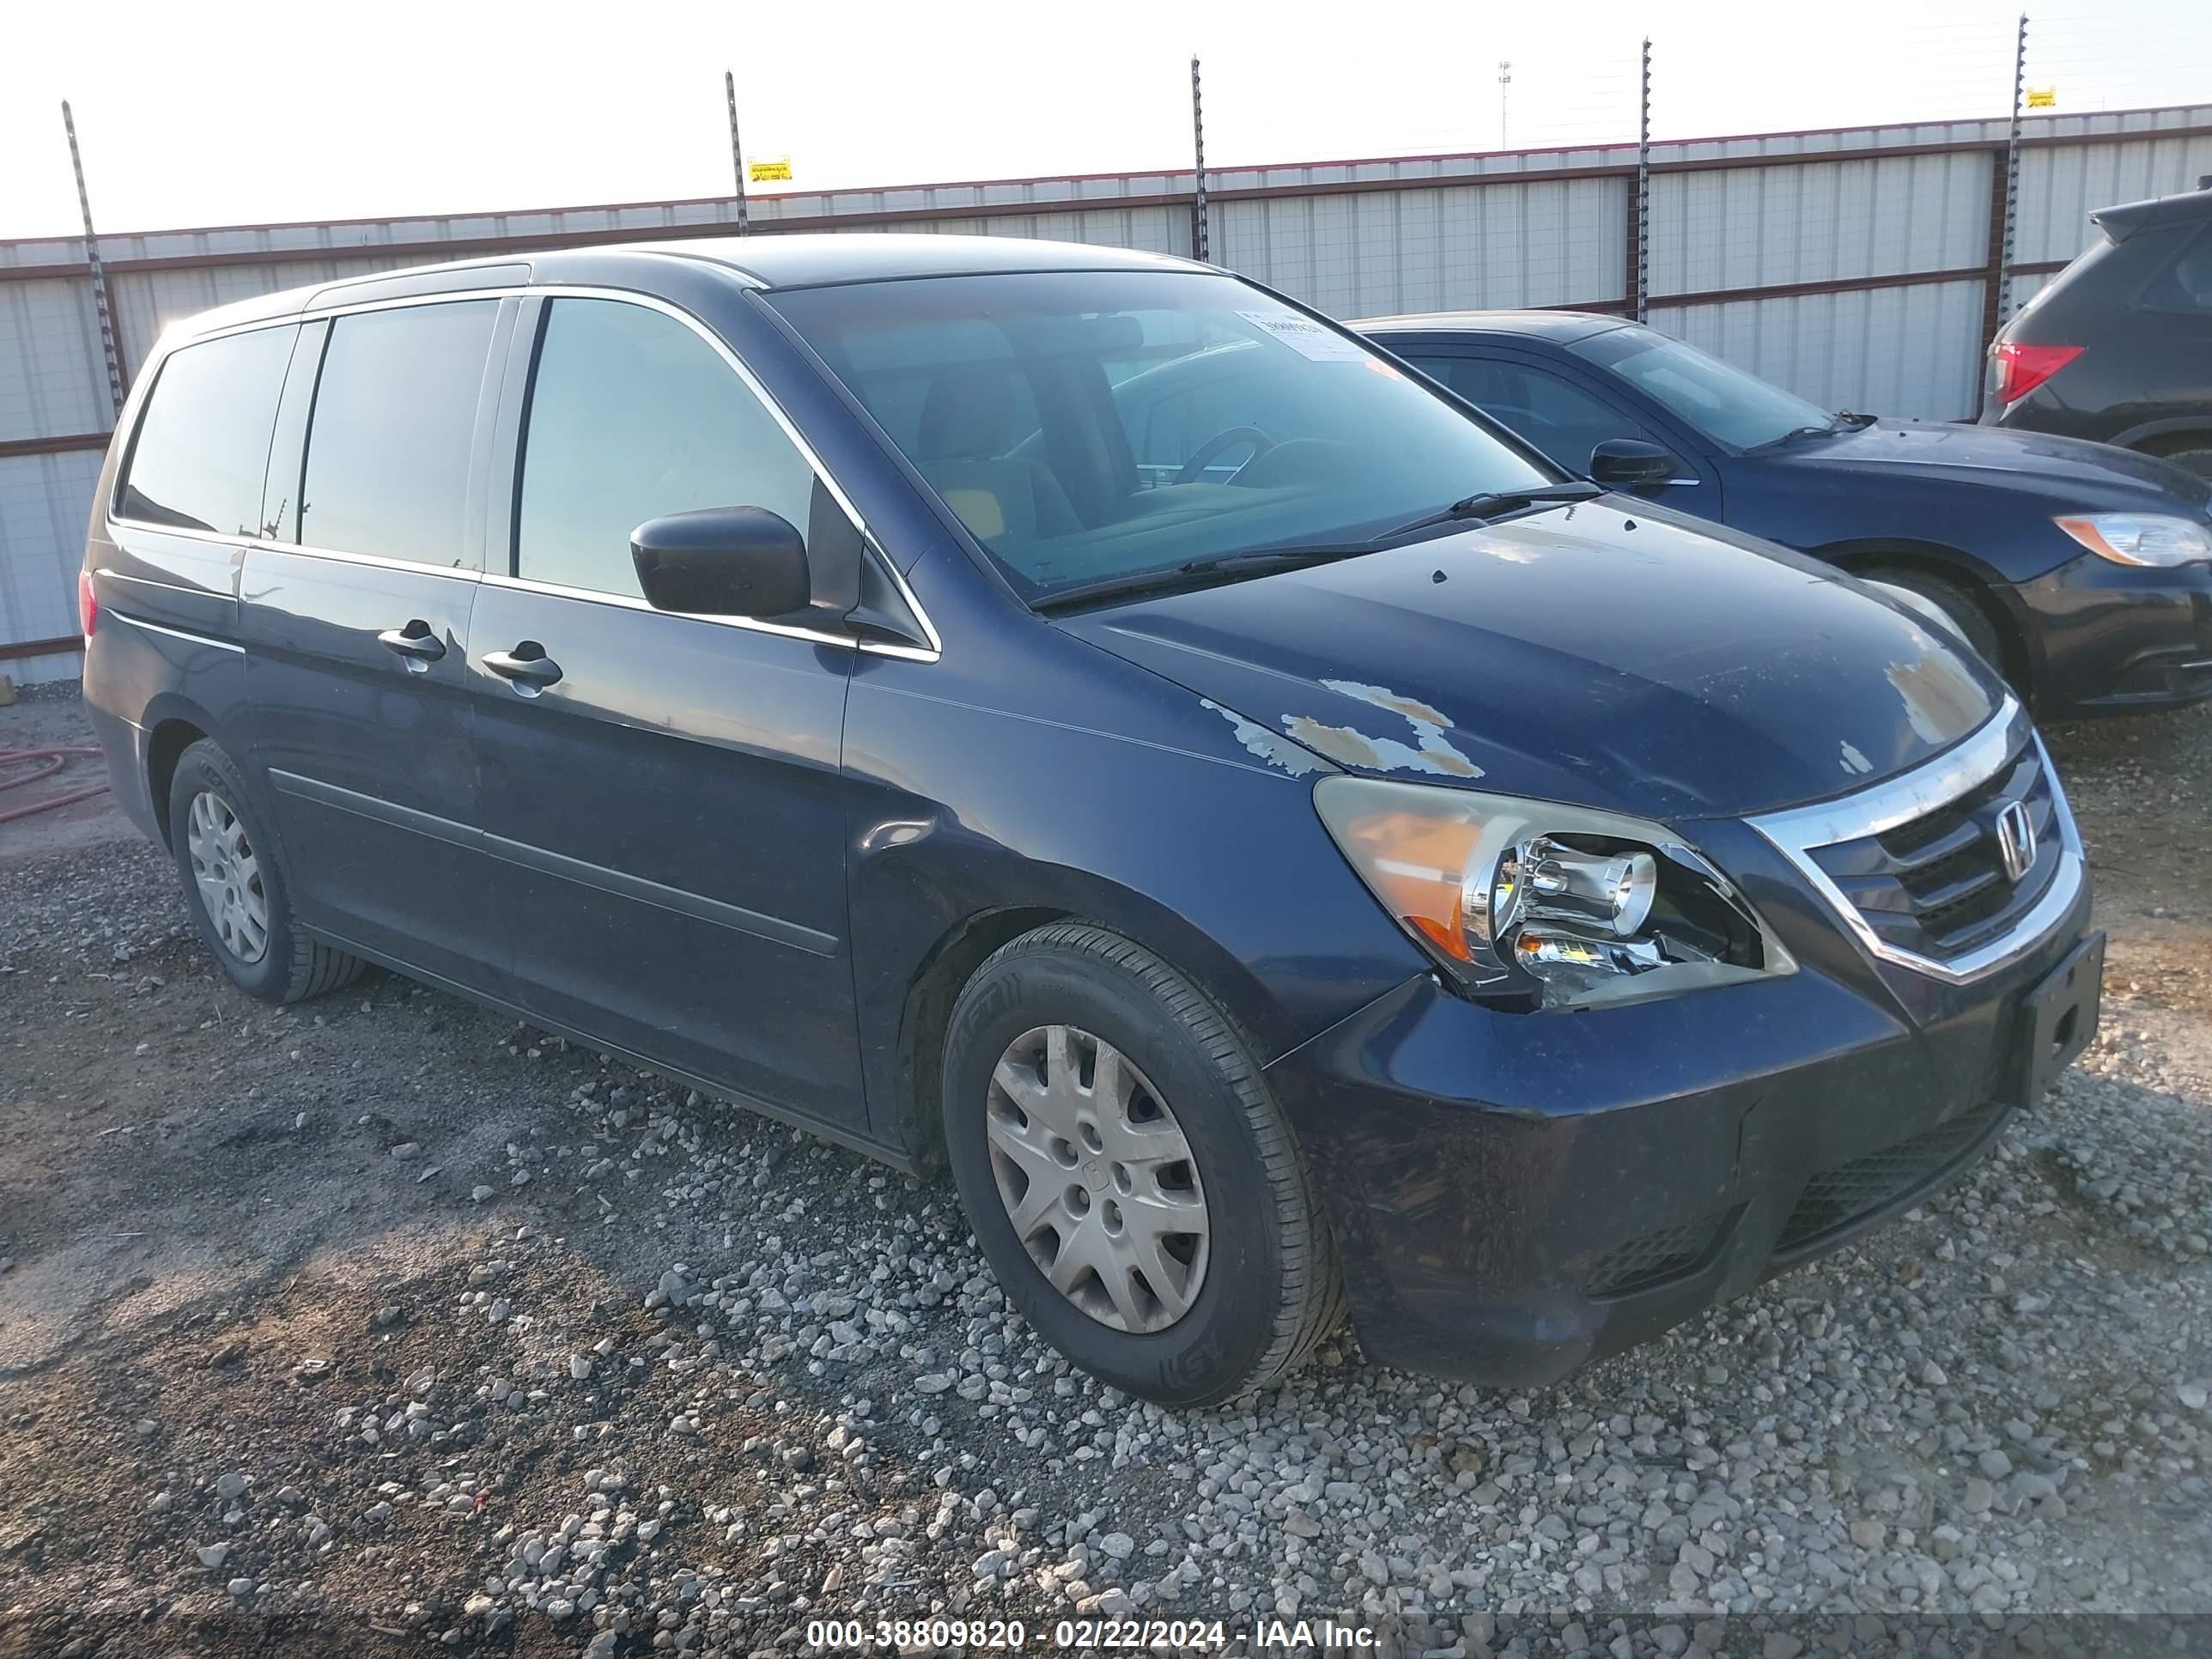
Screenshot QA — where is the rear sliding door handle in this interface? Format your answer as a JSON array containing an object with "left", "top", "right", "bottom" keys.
[
  {"left": 376, "top": 623, "right": 446, "bottom": 665},
  {"left": 483, "top": 645, "right": 563, "bottom": 690}
]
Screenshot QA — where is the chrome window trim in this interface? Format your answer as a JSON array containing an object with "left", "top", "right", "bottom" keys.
[
  {"left": 477, "top": 569, "right": 939, "bottom": 661},
  {"left": 112, "top": 281, "right": 943, "bottom": 664},
  {"left": 1747, "top": 698, "right": 2085, "bottom": 985}
]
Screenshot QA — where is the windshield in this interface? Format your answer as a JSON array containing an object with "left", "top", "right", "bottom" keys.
[
  {"left": 765, "top": 270, "right": 1553, "bottom": 603},
  {"left": 1570, "top": 325, "right": 1837, "bottom": 450}
]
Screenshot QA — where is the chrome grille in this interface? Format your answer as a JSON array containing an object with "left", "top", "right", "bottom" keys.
[
  {"left": 1747, "top": 701, "right": 2084, "bottom": 984},
  {"left": 1803, "top": 742, "right": 2062, "bottom": 962}
]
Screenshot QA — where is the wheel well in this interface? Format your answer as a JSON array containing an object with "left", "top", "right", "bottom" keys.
[
  {"left": 2136, "top": 429, "right": 2212, "bottom": 459},
  {"left": 895, "top": 905, "right": 1071, "bottom": 1175},
  {"left": 1845, "top": 552, "right": 2028, "bottom": 688},
  {"left": 144, "top": 719, "right": 207, "bottom": 848}
]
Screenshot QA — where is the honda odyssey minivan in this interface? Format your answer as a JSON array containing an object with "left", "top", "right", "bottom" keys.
[{"left": 82, "top": 235, "right": 2101, "bottom": 1407}]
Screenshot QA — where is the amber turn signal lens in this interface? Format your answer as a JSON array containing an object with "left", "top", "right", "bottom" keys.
[{"left": 1332, "top": 809, "right": 1485, "bottom": 962}]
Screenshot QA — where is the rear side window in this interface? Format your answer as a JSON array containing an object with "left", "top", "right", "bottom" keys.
[
  {"left": 117, "top": 326, "right": 295, "bottom": 536},
  {"left": 514, "top": 298, "right": 818, "bottom": 599},
  {"left": 2139, "top": 224, "right": 2212, "bottom": 316},
  {"left": 299, "top": 301, "right": 499, "bottom": 564}
]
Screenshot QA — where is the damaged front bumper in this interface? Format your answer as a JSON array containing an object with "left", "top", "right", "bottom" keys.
[{"left": 1261, "top": 717, "right": 2100, "bottom": 1389}]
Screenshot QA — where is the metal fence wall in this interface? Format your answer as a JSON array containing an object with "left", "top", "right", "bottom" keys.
[{"left": 3, "top": 103, "right": 2210, "bottom": 682}]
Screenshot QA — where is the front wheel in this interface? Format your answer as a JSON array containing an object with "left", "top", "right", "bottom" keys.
[
  {"left": 1864, "top": 568, "right": 2010, "bottom": 682},
  {"left": 940, "top": 923, "right": 1342, "bottom": 1409},
  {"left": 166, "top": 739, "right": 364, "bottom": 1004},
  {"left": 2144, "top": 441, "right": 2212, "bottom": 483}
]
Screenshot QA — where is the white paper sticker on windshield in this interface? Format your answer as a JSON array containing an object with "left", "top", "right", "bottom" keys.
[{"left": 1238, "top": 310, "right": 1369, "bottom": 362}]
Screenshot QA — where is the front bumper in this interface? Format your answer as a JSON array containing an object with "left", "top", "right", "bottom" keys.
[
  {"left": 2008, "top": 554, "right": 2212, "bottom": 716},
  {"left": 1262, "top": 796, "right": 2096, "bottom": 1391}
]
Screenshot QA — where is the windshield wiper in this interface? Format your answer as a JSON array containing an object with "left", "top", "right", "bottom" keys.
[
  {"left": 1748, "top": 421, "right": 1844, "bottom": 452},
  {"left": 1030, "top": 544, "right": 1374, "bottom": 615},
  {"left": 1376, "top": 481, "right": 1604, "bottom": 544}
]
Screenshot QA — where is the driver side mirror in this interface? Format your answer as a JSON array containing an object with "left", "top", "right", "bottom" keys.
[
  {"left": 1589, "top": 438, "right": 1679, "bottom": 489},
  {"left": 631, "top": 507, "right": 811, "bottom": 618}
]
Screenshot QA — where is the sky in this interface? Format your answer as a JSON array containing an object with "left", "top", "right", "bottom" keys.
[{"left": 3, "top": 0, "right": 2206, "bottom": 242}]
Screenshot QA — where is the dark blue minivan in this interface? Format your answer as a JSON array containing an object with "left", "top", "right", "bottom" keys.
[{"left": 82, "top": 237, "right": 2100, "bottom": 1406}]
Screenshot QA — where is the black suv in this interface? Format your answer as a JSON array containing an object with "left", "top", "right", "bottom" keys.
[{"left": 1984, "top": 178, "right": 2212, "bottom": 478}]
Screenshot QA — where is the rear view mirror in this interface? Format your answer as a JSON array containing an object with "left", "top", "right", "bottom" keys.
[
  {"left": 631, "top": 507, "right": 811, "bottom": 618},
  {"left": 1589, "top": 439, "right": 1678, "bottom": 489}
]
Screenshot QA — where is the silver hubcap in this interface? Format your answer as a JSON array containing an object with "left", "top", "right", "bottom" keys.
[
  {"left": 985, "top": 1024, "right": 1210, "bottom": 1334},
  {"left": 185, "top": 789, "right": 269, "bottom": 964}
]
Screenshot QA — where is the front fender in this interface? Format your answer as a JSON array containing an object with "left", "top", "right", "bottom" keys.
[{"left": 839, "top": 639, "right": 1428, "bottom": 1155}]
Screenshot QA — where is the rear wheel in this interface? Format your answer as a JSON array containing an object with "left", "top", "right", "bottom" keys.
[
  {"left": 940, "top": 923, "right": 1342, "bottom": 1408},
  {"left": 167, "top": 739, "right": 364, "bottom": 1004}
]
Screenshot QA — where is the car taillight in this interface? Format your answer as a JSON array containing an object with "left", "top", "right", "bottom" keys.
[
  {"left": 1991, "top": 341, "right": 2081, "bottom": 405},
  {"left": 78, "top": 570, "right": 97, "bottom": 638}
]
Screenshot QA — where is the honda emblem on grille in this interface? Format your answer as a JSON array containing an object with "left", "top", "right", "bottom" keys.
[{"left": 1995, "top": 800, "right": 2037, "bottom": 884}]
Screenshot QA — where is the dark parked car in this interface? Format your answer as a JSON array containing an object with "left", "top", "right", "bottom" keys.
[
  {"left": 1984, "top": 179, "right": 2212, "bottom": 480},
  {"left": 82, "top": 237, "right": 2100, "bottom": 1407},
  {"left": 1352, "top": 312, "right": 2212, "bottom": 715}
]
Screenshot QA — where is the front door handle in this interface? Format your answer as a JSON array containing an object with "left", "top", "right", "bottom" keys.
[
  {"left": 483, "top": 644, "right": 563, "bottom": 690},
  {"left": 376, "top": 623, "right": 446, "bottom": 663}
]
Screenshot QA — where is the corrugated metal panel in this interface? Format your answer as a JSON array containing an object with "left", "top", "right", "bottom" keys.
[
  {"left": 111, "top": 257, "right": 407, "bottom": 376},
  {"left": 1217, "top": 178, "right": 1626, "bottom": 317},
  {"left": 1650, "top": 279, "right": 1987, "bottom": 421},
  {"left": 0, "top": 447, "right": 101, "bottom": 663},
  {"left": 2015, "top": 132, "right": 2212, "bottom": 267},
  {"left": 885, "top": 206, "right": 1191, "bottom": 255},
  {"left": 1650, "top": 150, "right": 1992, "bottom": 298},
  {"left": 0, "top": 279, "right": 110, "bottom": 443}
]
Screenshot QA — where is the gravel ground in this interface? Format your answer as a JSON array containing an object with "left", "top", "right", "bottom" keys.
[{"left": 1, "top": 691, "right": 2208, "bottom": 1659}]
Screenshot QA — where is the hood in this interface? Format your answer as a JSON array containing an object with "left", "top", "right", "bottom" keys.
[
  {"left": 1059, "top": 500, "right": 2007, "bottom": 821},
  {"left": 1768, "top": 419, "right": 2212, "bottom": 509}
]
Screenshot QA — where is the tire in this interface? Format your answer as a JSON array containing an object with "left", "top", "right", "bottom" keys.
[
  {"left": 166, "top": 738, "right": 364, "bottom": 1005},
  {"left": 2145, "top": 442, "right": 2212, "bottom": 483},
  {"left": 940, "top": 923, "right": 1343, "bottom": 1408},
  {"left": 1864, "top": 568, "right": 2009, "bottom": 680}
]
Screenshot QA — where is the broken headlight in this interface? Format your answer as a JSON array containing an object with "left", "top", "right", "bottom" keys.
[{"left": 1315, "top": 777, "right": 1796, "bottom": 1009}]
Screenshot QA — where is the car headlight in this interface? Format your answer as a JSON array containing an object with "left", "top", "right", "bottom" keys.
[
  {"left": 1315, "top": 777, "right": 1796, "bottom": 1010},
  {"left": 2054, "top": 513, "right": 2212, "bottom": 568}
]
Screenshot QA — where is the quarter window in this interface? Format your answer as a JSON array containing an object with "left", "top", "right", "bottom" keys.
[
  {"left": 299, "top": 301, "right": 499, "bottom": 564},
  {"left": 2138, "top": 224, "right": 2212, "bottom": 315},
  {"left": 116, "top": 325, "right": 295, "bottom": 537},
  {"left": 514, "top": 298, "right": 819, "bottom": 599}
]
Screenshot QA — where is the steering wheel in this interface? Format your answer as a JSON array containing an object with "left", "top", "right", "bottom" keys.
[{"left": 1173, "top": 425, "right": 1275, "bottom": 487}]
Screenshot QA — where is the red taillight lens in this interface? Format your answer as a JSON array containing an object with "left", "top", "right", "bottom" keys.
[
  {"left": 78, "top": 570, "right": 97, "bottom": 638},
  {"left": 1991, "top": 341, "right": 2081, "bottom": 405}
]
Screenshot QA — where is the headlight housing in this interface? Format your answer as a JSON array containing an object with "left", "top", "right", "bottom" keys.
[
  {"left": 1315, "top": 777, "right": 1796, "bottom": 1010},
  {"left": 2054, "top": 513, "right": 2212, "bottom": 568}
]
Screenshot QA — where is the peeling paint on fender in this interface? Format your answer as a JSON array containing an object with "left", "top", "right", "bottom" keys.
[
  {"left": 1200, "top": 699, "right": 1326, "bottom": 776},
  {"left": 1840, "top": 741, "right": 1875, "bottom": 775},
  {"left": 1296, "top": 681, "right": 1486, "bottom": 778}
]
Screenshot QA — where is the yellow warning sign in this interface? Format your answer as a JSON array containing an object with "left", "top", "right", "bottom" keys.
[
  {"left": 2026, "top": 87, "right": 2057, "bottom": 109},
  {"left": 748, "top": 156, "right": 793, "bottom": 184}
]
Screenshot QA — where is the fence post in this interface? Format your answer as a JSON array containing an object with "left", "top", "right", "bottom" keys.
[
  {"left": 61, "top": 100, "right": 125, "bottom": 419},
  {"left": 1635, "top": 39, "right": 1651, "bottom": 325},
  {"left": 1999, "top": 13, "right": 2028, "bottom": 324},
  {"left": 1190, "top": 56, "right": 1210, "bottom": 264},
  {"left": 725, "top": 72, "right": 750, "bottom": 234}
]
